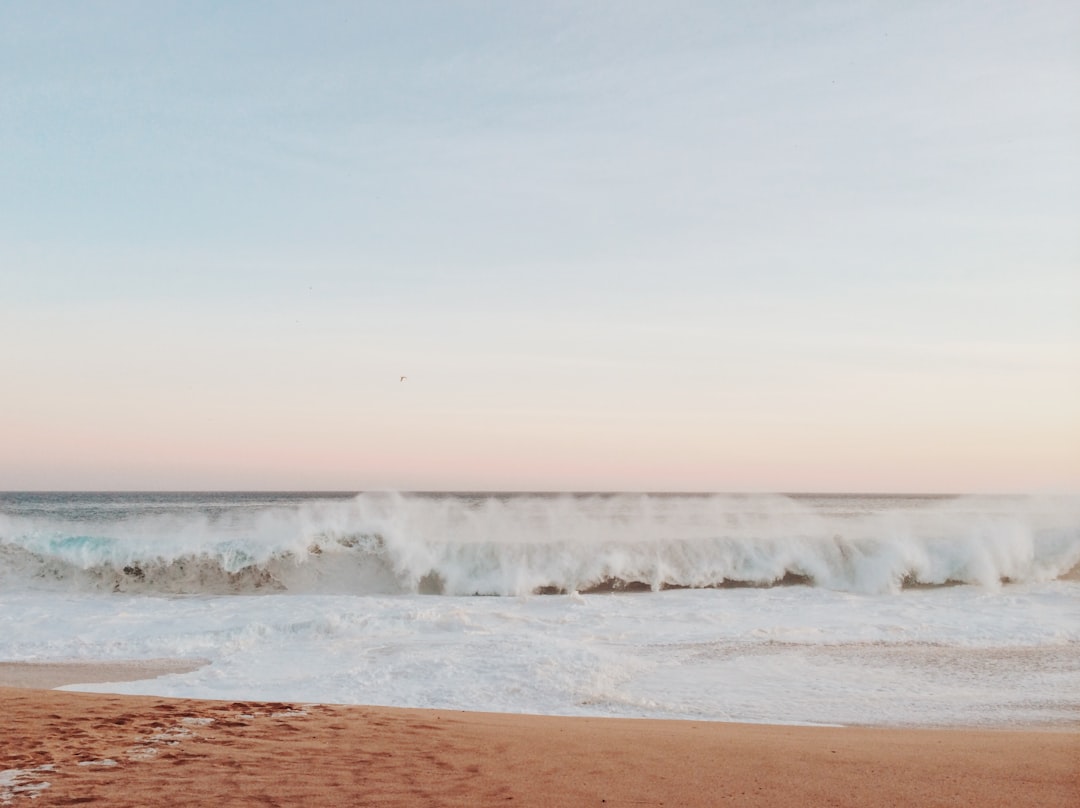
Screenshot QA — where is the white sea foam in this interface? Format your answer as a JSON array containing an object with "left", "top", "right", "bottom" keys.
[
  {"left": 0, "top": 580, "right": 1075, "bottom": 727},
  {"left": 2, "top": 492, "right": 1078, "bottom": 728},
  {"left": 1, "top": 493, "right": 1077, "bottom": 596}
]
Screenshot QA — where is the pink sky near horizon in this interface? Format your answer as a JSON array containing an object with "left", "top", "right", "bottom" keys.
[
  {"left": 3, "top": 290, "right": 1078, "bottom": 493},
  {"left": 5, "top": 368, "right": 1077, "bottom": 492}
]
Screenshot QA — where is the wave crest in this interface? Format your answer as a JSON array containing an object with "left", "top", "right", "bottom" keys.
[{"left": 1, "top": 492, "right": 1078, "bottom": 596}]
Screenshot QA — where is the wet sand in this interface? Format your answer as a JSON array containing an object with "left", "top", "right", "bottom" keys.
[
  {"left": 1, "top": 663, "right": 1077, "bottom": 807},
  {"left": 0, "top": 659, "right": 208, "bottom": 690}
]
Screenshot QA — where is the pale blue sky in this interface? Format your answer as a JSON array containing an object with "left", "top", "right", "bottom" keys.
[{"left": 2, "top": 1, "right": 1078, "bottom": 491}]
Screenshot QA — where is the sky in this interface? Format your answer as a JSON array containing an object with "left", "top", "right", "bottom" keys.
[{"left": 1, "top": 1, "right": 1078, "bottom": 492}]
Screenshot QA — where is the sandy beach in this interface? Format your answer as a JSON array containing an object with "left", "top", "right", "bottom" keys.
[{"left": 1, "top": 662, "right": 1076, "bottom": 807}]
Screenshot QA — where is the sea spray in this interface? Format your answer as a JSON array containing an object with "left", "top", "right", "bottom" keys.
[
  {"left": 3, "top": 492, "right": 1079, "bottom": 726},
  {"left": 1, "top": 492, "right": 1077, "bottom": 596}
]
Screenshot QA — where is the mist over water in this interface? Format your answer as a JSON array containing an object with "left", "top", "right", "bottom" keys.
[{"left": 2, "top": 492, "right": 1078, "bottom": 727}]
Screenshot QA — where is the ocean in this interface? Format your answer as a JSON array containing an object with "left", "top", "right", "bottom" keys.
[{"left": 1, "top": 491, "right": 1077, "bottom": 728}]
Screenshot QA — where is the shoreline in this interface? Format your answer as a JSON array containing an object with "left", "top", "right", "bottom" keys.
[
  {"left": 0, "top": 659, "right": 209, "bottom": 690},
  {"left": 1, "top": 663, "right": 1077, "bottom": 807},
  {"left": 1, "top": 658, "right": 1076, "bottom": 732}
]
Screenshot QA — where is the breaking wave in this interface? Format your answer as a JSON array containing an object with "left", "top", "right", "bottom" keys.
[{"left": 1, "top": 492, "right": 1078, "bottom": 596}]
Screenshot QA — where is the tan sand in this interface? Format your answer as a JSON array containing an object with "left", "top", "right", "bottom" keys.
[{"left": 0, "top": 664, "right": 1076, "bottom": 807}]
